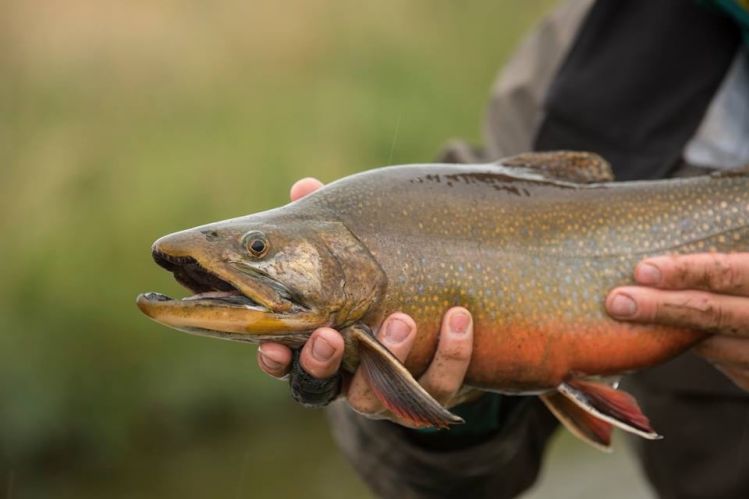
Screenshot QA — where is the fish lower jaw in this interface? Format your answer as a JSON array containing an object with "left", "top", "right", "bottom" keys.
[{"left": 136, "top": 292, "right": 330, "bottom": 340}]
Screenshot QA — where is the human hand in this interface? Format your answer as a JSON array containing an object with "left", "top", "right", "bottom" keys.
[
  {"left": 606, "top": 253, "right": 749, "bottom": 391},
  {"left": 255, "top": 177, "right": 475, "bottom": 426}
]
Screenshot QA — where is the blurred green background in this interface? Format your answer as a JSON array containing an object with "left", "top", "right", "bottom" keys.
[{"left": 0, "top": 1, "right": 653, "bottom": 498}]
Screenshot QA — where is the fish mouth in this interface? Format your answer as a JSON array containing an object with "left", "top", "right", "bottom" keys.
[
  {"left": 136, "top": 251, "right": 327, "bottom": 341},
  {"left": 148, "top": 250, "right": 281, "bottom": 310}
]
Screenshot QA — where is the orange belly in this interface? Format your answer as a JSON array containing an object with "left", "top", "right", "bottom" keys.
[{"left": 404, "top": 316, "right": 704, "bottom": 393}]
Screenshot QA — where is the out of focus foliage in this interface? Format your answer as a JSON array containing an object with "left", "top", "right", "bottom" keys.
[{"left": 0, "top": 1, "right": 552, "bottom": 496}]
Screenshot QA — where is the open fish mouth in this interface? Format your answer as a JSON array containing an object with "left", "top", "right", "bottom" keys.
[
  {"left": 136, "top": 251, "right": 326, "bottom": 340},
  {"left": 142, "top": 251, "right": 273, "bottom": 310}
]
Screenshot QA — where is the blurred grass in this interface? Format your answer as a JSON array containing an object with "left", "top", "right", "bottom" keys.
[{"left": 0, "top": 1, "right": 556, "bottom": 497}]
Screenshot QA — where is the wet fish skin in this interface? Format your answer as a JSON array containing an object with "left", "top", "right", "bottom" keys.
[
  {"left": 137, "top": 152, "right": 749, "bottom": 445},
  {"left": 296, "top": 161, "right": 747, "bottom": 392}
]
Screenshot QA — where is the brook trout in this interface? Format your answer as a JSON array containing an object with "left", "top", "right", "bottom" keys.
[{"left": 136, "top": 151, "right": 749, "bottom": 450}]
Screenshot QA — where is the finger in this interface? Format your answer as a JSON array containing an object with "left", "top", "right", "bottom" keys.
[
  {"left": 418, "top": 307, "right": 473, "bottom": 405},
  {"left": 346, "top": 313, "right": 417, "bottom": 416},
  {"left": 694, "top": 335, "right": 749, "bottom": 367},
  {"left": 257, "top": 342, "right": 293, "bottom": 379},
  {"left": 634, "top": 253, "right": 749, "bottom": 296},
  {"left": 606, "top": 286, "right": 749, "bottom": 336},
  {"left": 289, "top": 177, "right": 324, "bottom": 202},
  {"left": 299, "top": 327, "right": 345, "bottom": 378},
  {"left": 713, "top": 364, "right": 749, "bottom": 392}
]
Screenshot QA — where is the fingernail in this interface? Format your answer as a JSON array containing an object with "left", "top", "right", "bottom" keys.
[
  {"left": 448, "top": 311, "right": 470, "bottom": 335},
  {"left": 383, "top": 318, "right": 411, "bottom": 344},
  {"left": 258, "top": 348, "right": 283, "bottom": 371},
  {"left": 311, "top": 335, "right": 335, "bottom": 361},
  {"left": 636, "top": 263, "right": 662, "bottom": 285},
  {"left": 609, "top": 293, "right": 637, "bottom": 317}
]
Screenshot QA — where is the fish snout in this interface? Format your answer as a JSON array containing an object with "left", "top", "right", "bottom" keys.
[{"left": 151, "top": 230, "right": 207, "bottom": 264}]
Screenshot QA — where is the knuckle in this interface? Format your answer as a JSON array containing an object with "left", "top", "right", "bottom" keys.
[
  {"left": 439, "top": 340, "right": 472, "bottom": 363},
  {"left": 654, "top": 292, "right": 714, "bottom": 330},
  {"left": 703, "top": 302, "right": 727, "bottom": 332},
  {"left": 677, "top": 293, "right": 729, "bottom": 332},
  {"left": 421, "top": 353, "right": 469, "bottom": 403},
  {"left": 695, "top": 295, "right": 723, "bottom": 330},
  {"left": 707, "top": 253, "right": 741, "bottom": 292},
  {"left": 666, "top": 254, "right": 690, "bottom": 284}
]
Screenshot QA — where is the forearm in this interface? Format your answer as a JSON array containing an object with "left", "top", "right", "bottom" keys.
[{"left": 327, "top": 395, "right": 558, "bottom": 499}]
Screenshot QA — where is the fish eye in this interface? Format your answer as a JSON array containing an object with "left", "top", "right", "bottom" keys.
[{"left": 243, "top": 231, "right": 269, "bottom": 258}]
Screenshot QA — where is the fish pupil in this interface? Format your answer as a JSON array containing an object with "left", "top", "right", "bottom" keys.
[{"left": 250, "top": 239, "right": 266, "bottom": 254}]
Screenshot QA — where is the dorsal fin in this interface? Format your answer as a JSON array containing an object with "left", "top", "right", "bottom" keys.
[
  {"left": 710, "top": 163, "right": 749, "bottom": 178},
  {"left": 500, "top": 151, "right": 614, "bottom": 183}
]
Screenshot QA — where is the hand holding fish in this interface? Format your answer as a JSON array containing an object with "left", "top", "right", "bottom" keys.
[
  {"left": 255, "top": 178, "right": 476, "bottom": 426},
  {"left": 607, "top": 253, "right": 749, "bottom": 391}
]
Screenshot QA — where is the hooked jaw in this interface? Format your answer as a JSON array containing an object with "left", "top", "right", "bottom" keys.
[{"left": 136, "top": 242, "right": 329, "bottom": 343}]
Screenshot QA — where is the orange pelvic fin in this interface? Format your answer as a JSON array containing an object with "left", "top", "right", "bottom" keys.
[
  {"left": 541, "top": 391, "right": 613, "bottom": 452},
  {"left": 350, "top": 325, "right": 463, "bottom": 429},
  {"left": 558, "top": 379, "right": 661, "bottom": 440}
]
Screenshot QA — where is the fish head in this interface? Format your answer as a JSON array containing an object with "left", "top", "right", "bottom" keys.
[{"left": 136, "top": 209, "right": 386, "bottom": 345}]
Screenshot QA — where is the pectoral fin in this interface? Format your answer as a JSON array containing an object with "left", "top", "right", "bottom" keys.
[
  {"left": 350, "top": 325, "right": 464, "bottom": 429},
  {"left": 540, "top": 392, "right": 613, "bottom": 452},
  {"left": 558, "top": 379, "right": 661, "bottom": 440}
]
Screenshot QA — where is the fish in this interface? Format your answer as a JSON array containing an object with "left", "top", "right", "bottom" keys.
[{"left": 136, "top": 151, "right": 749, "bottom": 451}]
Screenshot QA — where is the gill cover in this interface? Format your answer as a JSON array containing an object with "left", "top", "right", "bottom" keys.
[{"left": 230, "top": 218, "right": 387, "bottom": 325}]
